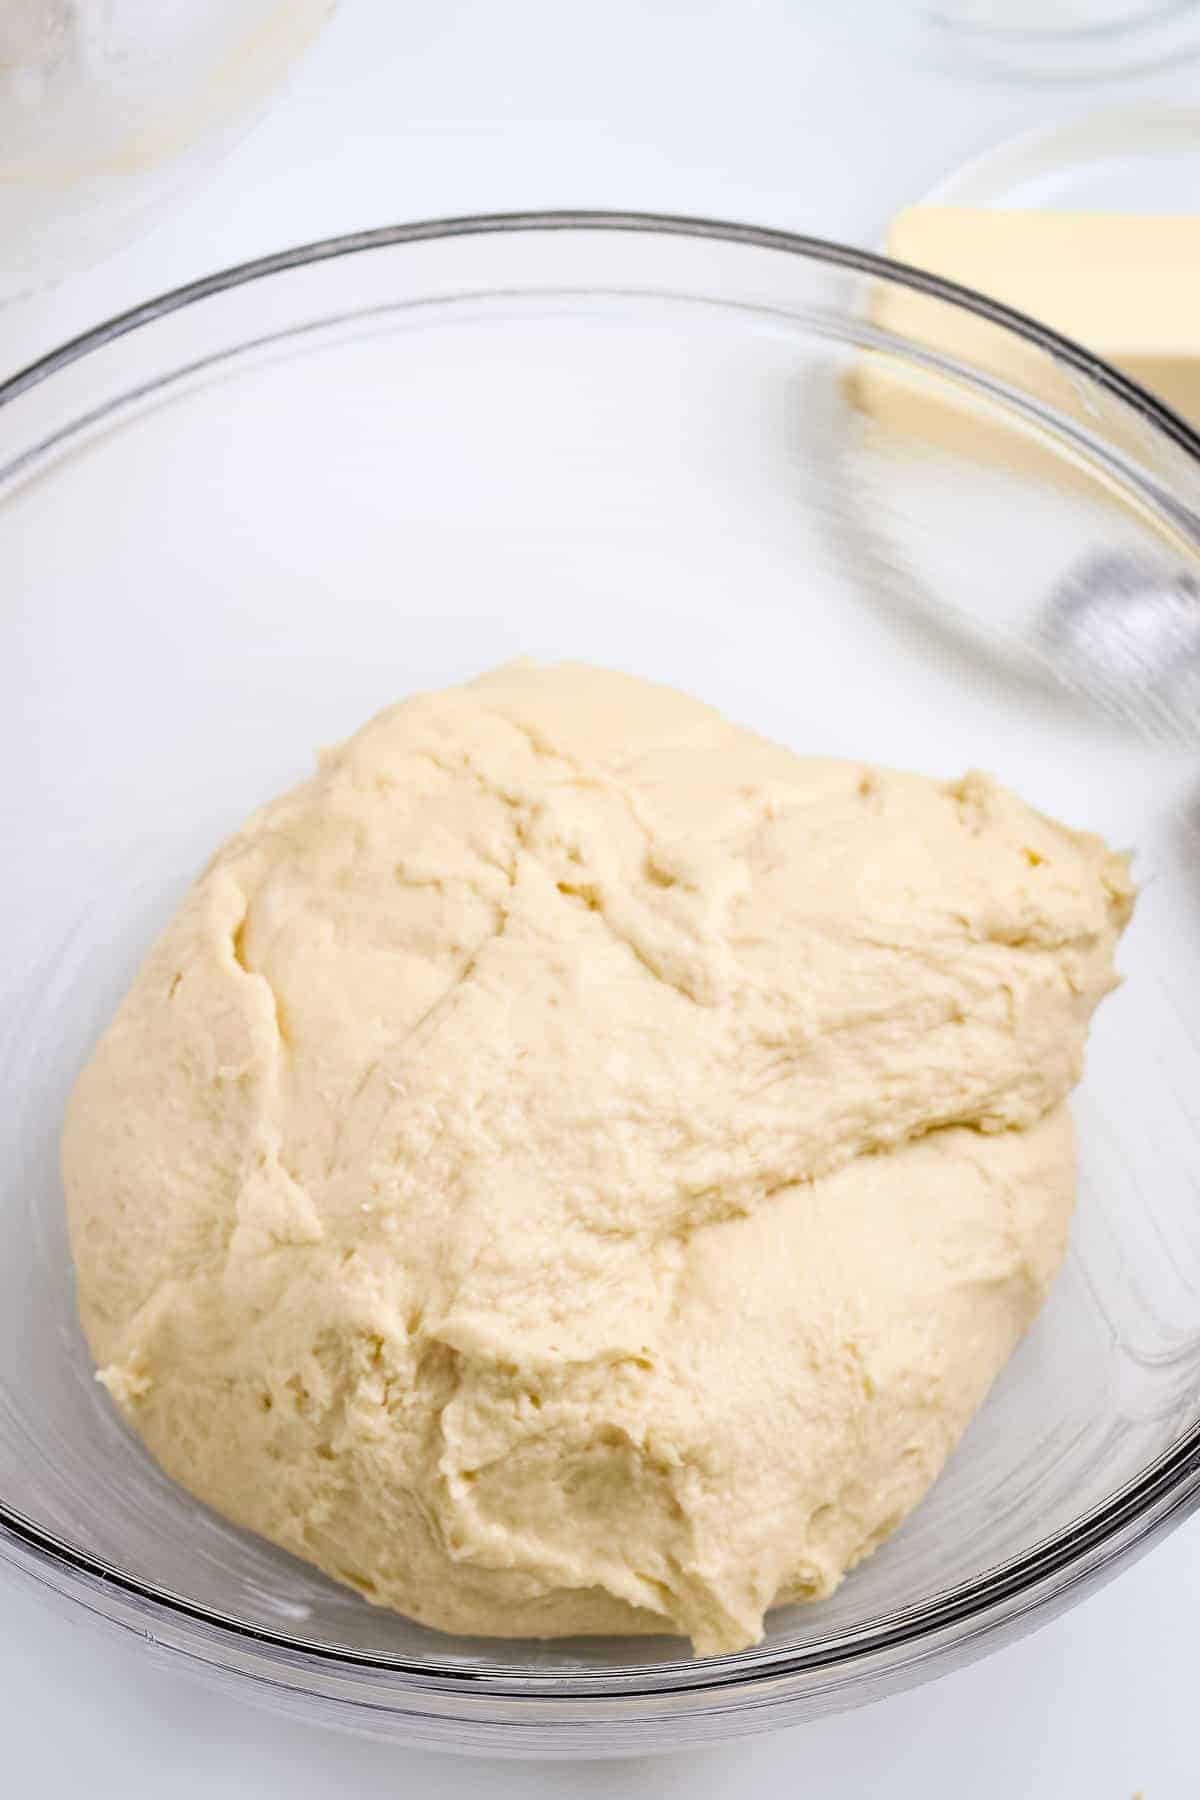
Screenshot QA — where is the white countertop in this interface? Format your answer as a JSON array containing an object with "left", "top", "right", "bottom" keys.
[{"left": 5, "top": 2, "right": 1198, "bottom": 1791}]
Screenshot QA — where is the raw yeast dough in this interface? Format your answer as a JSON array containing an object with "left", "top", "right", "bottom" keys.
[{"left": 64, "top": 663, "right": 1132, "bottom": 1654}]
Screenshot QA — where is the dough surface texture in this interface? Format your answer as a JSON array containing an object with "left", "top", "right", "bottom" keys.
[{"left": 64, "top": 663, "right": 1132, "bottom": 1654}]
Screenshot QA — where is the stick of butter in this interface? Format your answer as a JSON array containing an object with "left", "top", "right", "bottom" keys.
[{"left": 885, "top": 206, "right": 1200, "bottom": 428}]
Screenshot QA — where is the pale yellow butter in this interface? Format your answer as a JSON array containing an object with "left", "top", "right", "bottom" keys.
[{"left": 886, "top": 206, "right": 1200, "bottom": 428}]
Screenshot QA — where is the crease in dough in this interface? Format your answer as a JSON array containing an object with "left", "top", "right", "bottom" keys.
[{"left": 64, "top": 661, "right": 1132, "bottom": 1655}]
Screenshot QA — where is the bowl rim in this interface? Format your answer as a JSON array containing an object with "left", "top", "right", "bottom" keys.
[{"left": 5, "top": 207, "right": 1200, "bottom": 1702}]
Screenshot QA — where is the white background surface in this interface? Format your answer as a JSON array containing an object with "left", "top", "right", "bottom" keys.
[{"left": 3, "top": 2, "right": 1198, "bottom": 1792}]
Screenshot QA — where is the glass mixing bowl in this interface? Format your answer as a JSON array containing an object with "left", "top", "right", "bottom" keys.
[
  {"left": 873, "top": 0, "right": 1200, "bottom": 78},
  {"left": 2, "top": 214, "right": 1200, "bottom": 1756},
  {"left": 0, "top": 0, "right": 334, "bottom": 300}
]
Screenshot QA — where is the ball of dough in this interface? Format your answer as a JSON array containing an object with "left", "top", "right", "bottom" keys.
[{"left": 64, "top": 663, "right": 1132, "bottom": 1654}]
